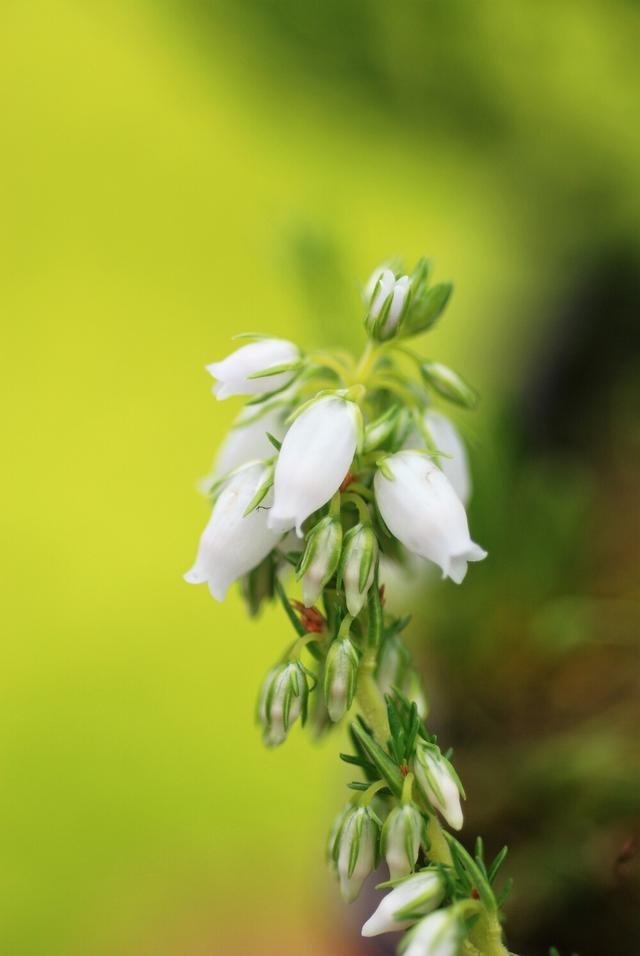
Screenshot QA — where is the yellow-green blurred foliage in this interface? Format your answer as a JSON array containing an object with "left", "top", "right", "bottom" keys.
[{"left": 1, "top": 2, "right": 639, "bottom": 955}]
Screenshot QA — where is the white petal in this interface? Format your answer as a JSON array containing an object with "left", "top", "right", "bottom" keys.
[
  {"left": 269, "top": 398, "right": 358, "bottom": 535},
  {"left": 211, "top": 406, "right": 287, "bottom": 479},
  {"left": 184, "top": 463, "right": 281, "bottom": 600},
  {"left": 206, "top": 339, "right": 299, "bottom": 398},
  {"left": 424, "top": 410, "right": 471, "bottom": 505}
]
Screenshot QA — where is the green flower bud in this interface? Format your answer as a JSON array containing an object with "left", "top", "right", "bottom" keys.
[
  {"left": 381, "top": 803, "right": 424, "bottom": 879},
  {"left": 297, "top": 515, "right": 342, "bottom": 607},
  {"left": 327, "top": 803, "right": 353, "bottom": 872},
  {"left": 420, "top": 361, "right": 478, "bottom": 409},
  {"left": 364, "top": 266, "right": 411, "bottom": 341},
  {"left": 337, "top": 805, "right": 380, "bottom": 902},
  {"left": 323, "top": 637, "right": 359, "bottom": 722},
  {"left": 413, "top": 741, "right": 465, "bottom": 831},
  {"left": 339, "top": 523, "right": 377, "bottom": 617},
  {"left": 257, "top": 661, "right": 309, "bottom": 748}
]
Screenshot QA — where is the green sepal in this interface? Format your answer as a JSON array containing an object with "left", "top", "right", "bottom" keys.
[
  {"left": 443, "top": 832, "right": 496, "bottom": 911},
  {"left": 487, "top": 846, "right": 509, "bottom": 885},
  {"left": 242, "top": 468, "right": 274, "bottom": 517},
  {"left": 246, "top": 359, "right": 304, "bottom": 380},
  {"left": 420, "top": 360, "right": 478, "bottom": 409},
  {"left": 401, "top": 281, "right": 452, "bottom": 337}
]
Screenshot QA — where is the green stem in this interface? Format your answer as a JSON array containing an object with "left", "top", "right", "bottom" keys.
[
  {"left": 355, "top": 648, "right": 389, "bottom": 745},
  {"left": 466, "top": 912, "right": 509, "bottom": 956}
]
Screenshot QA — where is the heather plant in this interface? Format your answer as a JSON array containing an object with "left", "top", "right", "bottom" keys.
[{"left": 185, "top": 258, "right": 513, "bottom": 956}]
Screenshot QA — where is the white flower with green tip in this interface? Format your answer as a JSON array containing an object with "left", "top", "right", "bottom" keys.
[
  {"left": 413, "top": 741, "right": 465, "bottom": 831},
  {"left": 362, "top": 869, "right": 445, "bottom": 937},
  {"left": 381, "top": 803, "right": 424, "bottom": 879},
  {"left": 339, "top": 523, "right": 377, "bottom": 617},
  {"left": 400, "top": 907, "right": 464, "bottom": 956},
  {"left": 323, "top": 637, "right": 359, "bottom": 722},
  {"left": 208, "top": 405, "right": 287, "bottom": 481},
  {"left": 298, "top": 515, "right": 342, "bottom": 607},
  {"left": 257, "top": 661, "right": 309, "bottom": 748},
  {"left": 338, "top": 805, "right": 379, "bottom": 902},
  {"left": 366, "top": 267, "right": 411, "bottom": 340}
]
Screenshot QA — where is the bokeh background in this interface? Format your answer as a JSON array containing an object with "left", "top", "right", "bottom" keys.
[{"left": 2, "top": 2, "right": 639, "bottom": 954}]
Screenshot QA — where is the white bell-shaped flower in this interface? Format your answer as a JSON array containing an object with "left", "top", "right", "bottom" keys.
[
  {"left": 184, "top": 462, "right": 281, "bottom": 600},
  {"left": 269, "top": 396, "right": 360, "bottom": 535},
  {"left": 338, "top": 805, "right": 379, "bottom": 902},
  {"left": 413, "top": 742, "right": 464, "bottom": 831},
  {"left": 400, "top": 908, "right": 462, "bottom": 956},
  {"left": 405, "top": 411, "right": 471, "bottom": 505},
  {"left": 362, "top": 870, "right": 445, "bottom": 937},
  {"left": 374, "top": 451, "right": 486, "bottom": 584},
  {"left": 206, "top": 338, "right": 299, "bottom": 399},
  {"left": 206, "top": 405, "right": 287, "bottom": 484},
  {"left": 381, "top": 803, "right": 423, "bottom": 879},
  {"left": 366, "top": 268, "right": 411, "bottom": 340}
]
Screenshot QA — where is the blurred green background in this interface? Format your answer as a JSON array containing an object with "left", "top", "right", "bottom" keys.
[{"left": 1, "top": 2, "right": 639, "bottom": 954}]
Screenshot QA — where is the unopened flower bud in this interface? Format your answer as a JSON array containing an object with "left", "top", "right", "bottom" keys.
[
  {"left": 327, "top": 803, "right": 353, "bottom": 872},
  {"left": 400, "top": 907, "right": 464, "bottom": 956},
  {"left": 365, "top": 267, "right": 411, "bottom": 341},
  {"left": 339, "top": 523, "right": 377, "bottom": 617},
  {"left": 337, "top": 805, "right": 380, "bottom": 902},
  {"left": 420, "top": 361, "right": 478, "bottom": 409},
  {"left": 362, "top": 869, "right": 445, "bottom": 937},
  {"left": 298, "top": 515, "right": 342, "bottom": 607},
  {"left": 381, "top": 803, "right": 424, "bottom": 879},
  {"left": 257, "top": 661, "right": 309, "bottom": 748},
  {"left": 324, "top": 637, "right": 359, "bottom": 722},
  {"left": 413, "top": 742, "right": 465, "bottom": 831}
]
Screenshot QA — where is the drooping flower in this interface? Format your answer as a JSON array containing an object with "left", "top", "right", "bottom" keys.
[
  {"left": 208, "top": 405, "right": 288, "bottom": 481},
  {"left": 337, "top": 805, "right": 379, "bottom": 902},
  {"left": 362, "top": 870, "right": 445, "bottom": 937},
  {"left": 406, "top": 410, "right": 471, "bottom": 505},
  {"left": 269, "top": 396, "right": 360, "bottom": 535},
  {"left": 381, "top": 803, "right": 424, "bottom": 879},
  {"left": 339, "top": 522, "right": 377, "bottom": 617},
  {"left": 399, "top": 907, "right": 464, "bottom": 956},
  {"left": 298, "top": 515, "right": 342, "bottom": 607},
  {"left": 257, "top": 661, "right": 309, "bottom": 747},
  {"left": 374, "top": 451, "right": 486, "bottom": 584},
  {"left": 206, "top": 338, "right": 300, "bottom": 399},
  {"left": 413, "top": 741, "right": 465, "bottom": 831},
  {"left": 365, "top": 267, "right": 411, "bottom": 340},
  {"left": 323, "top": 637, "right": 359, "bottom": 722},
  {"left": 184, "top": 462, "right": 280, "bottom": 600}
]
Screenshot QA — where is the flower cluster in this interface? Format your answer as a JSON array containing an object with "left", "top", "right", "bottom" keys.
[{"left": 185, "top": 257, "right": 511, "bottom": 956}]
